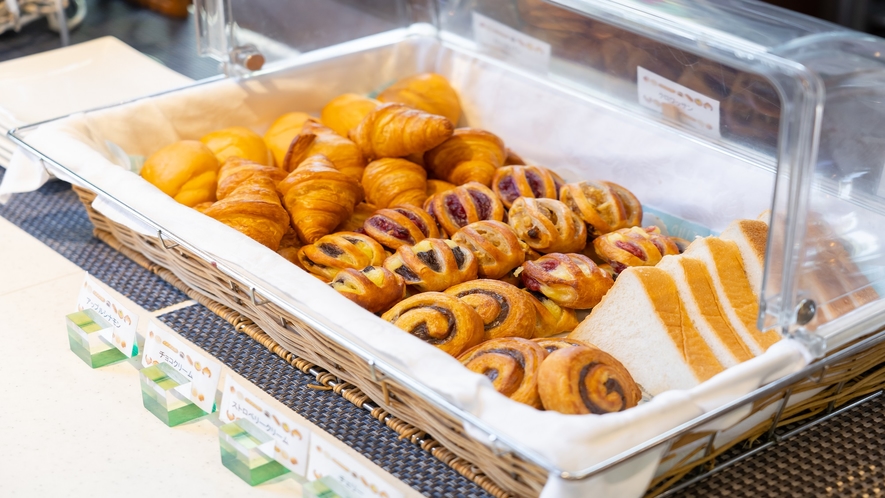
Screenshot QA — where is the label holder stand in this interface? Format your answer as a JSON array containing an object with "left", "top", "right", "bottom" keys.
[
  {"left": 65, "top": 309, "right": 129, "bottom": 368},
  {"left": 219, "top": 418, "right": 290, "bottom": 485},
  {"left": 140, "top": 362, "right": 207, "bottom": 427}
]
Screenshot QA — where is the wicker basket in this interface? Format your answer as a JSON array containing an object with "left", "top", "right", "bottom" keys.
[{"left": 71, "top": 185, "right": 885, "bottom": 497}]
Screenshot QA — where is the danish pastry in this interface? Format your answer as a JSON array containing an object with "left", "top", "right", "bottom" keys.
[
  {"left": 202, "top": 176, "right": 289, "bottom": 250},
  {"left": 330, "top": 266, "right": 406, "bottom": 313},
  {"left": 458, "top": 337, "right": 548, "bottom": 408},
  {"left": 593, "top": 226, "right": 680, "bottom": 274},
  {"left": 283, "top": 119, "right": 366, "bottom": 179},
  {"left": 524, "top": 290, "right": 579, "bottom": 338},
  {"left": 424, "top": 182, "right": 505, "bottom": 237},
  {"left": 298, "top": 232, "right": 387, "bottom": 281},
  {"left": 538, "top": 345, "right": 641, "bottom": 415},
  {"left": 492, "top": 165, "right": 564, "bottom": 209},
  {"left": 383, "top": 238, "right": 478, "bottom": 292},
  {"left": 508, "top": 198, "right": 587, "bottom": 253},
  {"left": 382, "top": 293, "right": 484, "bottom": 356},
  {"left": 521, "top": 253, "right": 614, "bottom": 309},
  {"left": 362, "top": 158, "right": 427, "bottom": 208},
  {"left": 363, "top": 204, "right": 440, "bottom": 250},
  {"left": 533, "top": 337, "right": 592, "bottom": 354},
  {"left": 445, "top": 280, "right": 536, "bottom": 341},
  {"left": 350, "top": 103, "right": 454, "bottom": 160},
  {"left": 377, "top": 73, "right": 462, "bottom": 124},
  {"left": 451, "top": 220, "right": 527, "bottom": 279},
  {"left": 559, "top": 180, "right": 642, "bottom": 236},
  {"left": 216, "top": 157, "right": 286, "bottom": 200},
  {"left": 424, "top": 128, "right": 506, "bottom": 186}
]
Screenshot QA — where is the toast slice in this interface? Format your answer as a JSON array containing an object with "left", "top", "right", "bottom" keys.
[
  {"left": 657, "top": 255, "right": 754, "bottom": 367},
  {"left": 720, "top": 219, "right": 768, "bottom": 297},
  {"left": 569, "top": 266, "right": 724, "bottom": 395}
]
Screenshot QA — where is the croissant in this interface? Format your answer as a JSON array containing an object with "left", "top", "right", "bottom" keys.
[
  {"left": 141, "top": 140, "right": 220, "bottom": 207},
  {"left": 383, "top": 238, "right": 478, "bottom": 292},
  {"left": 426, "top": 179, "right": 456, "bottom": 197},
  {"left": 559, "top": 180, "right": 642, "bottom": 236},
  {"left": 263, "top": 112, "right": 311, "bottom": 167},
  {"left": 521, "top": 253, "right": 614, "bottom": 309},
  {"left": 363, "top": 204, "right": 440, "bottom": 250},
  {"left": 424, "top": 128, "right": 506, "bottom": 186},
  {"left": 592, "top": 226, "right": 680, "bottom": 274},
  {"left": 193, "top": 201, "right": 214, "bottom": 213},
  {"left": 282, "top": 120, "right": 366, "bottom": 180},
  {"left": 202, "top": 175, "right": 289, "bottom": 250},
  {"left": 452, "top": 220, "right": 527, "bottom": 279},
  {"left": 216, "top": 157, "right": 287, "bottom": 200},
  {"left": 524, "top": 289, "right": 579, "bottom": 338},
  {"left": 424, "top": 182, "right": 505, "bottom": 237},
  {"left": 382, "top": 293, "right": 484, "bottom": 357},
  {"left": 350, "top": 103, "right": 454, "bottom": 160},
  {"left": 335, "top": 202, "right": 377, "bottom": 233},
  {"left": 377, "top": 73, "right": 462, "bottom": 124},
  {"left": 298, "top": 232, "right": 387, "bottom": 281},
  {"left": 538, "top": 345, "right": 641, "bottom": 415},
  {"left": 504, "top": 148, "right": 526, "bottom": 166},
  {"left": 320, "top": 93, "right": 381, "bottom": 137},
  {"left": 508, "top": 197, "right": 587, "bottom": 253},
  {"left": 533, "top": 337, "right": 593, "bottom": 354},
  {"left": 493, "top": 165, "right": 564, "bottom": 209},
  {"left": 446, "top": 280, "right": 536, "bottom": 341},
  {"left": 362, "top": 158, "right": 427, "bottom": 208},
  {"left": 277, "top": 154, "right": 364, "bottom": 244},
  {"left": 330, "top": 266, "right": 406, "bottom": 313},
  {"left": 277, "top": 226, "right": 304, "bottom": 268},
  {"left": 458, "top": 338, "right": 548, "bottom": 408}
]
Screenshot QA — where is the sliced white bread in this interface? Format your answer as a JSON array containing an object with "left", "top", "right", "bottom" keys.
[
  {"left": 657, "top": 255, "right": 754, "bottom": 367},
  {"left": 719, "top": 219, "right": 768, "bottom": 297},
  {"left": 569, "top": 266, "right": 724, "bottom": 395},
  {"left": 682, "top": 237, "right": 781, "bottom": 354}
]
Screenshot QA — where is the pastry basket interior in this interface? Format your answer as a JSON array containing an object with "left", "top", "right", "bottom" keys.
[{"left": 10, "top": 0, "right": 885, "bottom": 496}]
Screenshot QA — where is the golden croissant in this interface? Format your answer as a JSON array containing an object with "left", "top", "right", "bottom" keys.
[
  {"left": 283, "top": 119, "right": 366, "bottom": 180},
  {"left": 277, "top": 154, "right": 364, "bottom": 244},
  {"left": 216, "top": 157, "right": 287, "bottom": 200},
  {"left": 362, "top": 158, "right": 427, "bottom": 208},
  {"left": 349, "top": 103, "right": 454, "bottom": 160},
  {"left": 377, "top": 73, "right": 462, "bottom": 124},
  {"left": 424, "top": 128, "right": 506, "bottom": 187},
  {"left": 320, "top": 93, "right": 381, "bottom": 137},
  {"left": 202, "top": 175, "right": 290, "bottom": 250}
]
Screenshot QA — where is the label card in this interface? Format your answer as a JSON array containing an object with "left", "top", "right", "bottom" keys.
[
  {"left": 77, "top": 273, "right": 138, "bottom": 357},
  {"left": 637, "top": 66, "right": 721, "bottom": 138},
  {"left": 220, "top": 376, "right": 311, "bottom": 476},
  {"left": 142, "top": 320, "right": 221, "bottom": 413},
  {"left": 472, "top": 11, "right": 551, "bottom": 73},
  {"left": 308, "top": 442, "right": 403, "bottom": 498}
]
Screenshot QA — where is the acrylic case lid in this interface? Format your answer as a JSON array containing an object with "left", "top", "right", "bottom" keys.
[{"left": 192, "top": 0, "right": 885, "bottom": 355}]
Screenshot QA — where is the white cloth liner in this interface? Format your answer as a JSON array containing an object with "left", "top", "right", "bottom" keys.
[{"left": 1, "top": 36, "right": 813, "bottom": 497}]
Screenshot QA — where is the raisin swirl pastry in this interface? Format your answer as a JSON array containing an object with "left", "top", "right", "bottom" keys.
[
  {"left": 523, "top": 290, "right": 579, "bottom": 338},
  {"left": 381, "top": 293, "right": 484, "bottom": 357},
  {"left": 363, "top": 204, "right": 440, "bottom": 250},
  {"left": 533, "top": 337, "right": 592, "bottom": 354},
  {"left": 383, "top": 238, "right": 478, "bottom": 292},
  {"left": 297, "top": 232, "right": 387, "bottom": 281},
  {"left": 492, "top": 165, "right": 564, "bottom": 209},
  {"left": 424, "top": 182, "right": 505, "bottom": 237},
  {"left": 559, "top": 180, "right": 642, "bottom": 236},
  {"left": 451, "top": 220, "right": 527, "bottom": 279},
  {"left": 538, "top": 345, "right": 641, "bottom": 415},
  {"left": 457, "top": 337, "right": 548, "bottom": 408},
  {"left": 445, "top": 280, "right": 535, "bottom": 341},
  {"left": 508, "top": 197, "right": 587, "bottom": 254},
  {"left": 592, "top": 226, "right": 680, "bottom": 275},
  {"left": 330, "top": 266, "right": 406, "bottom": 313},
  {"left": 521, "top": 253, "right": 614, "bottom": 309}
]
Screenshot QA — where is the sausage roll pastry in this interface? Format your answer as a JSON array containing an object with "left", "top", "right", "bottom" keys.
[
  {"left": 458, "top": 337, "right": 548, "bottom": 408},
  {"left": 445, "top": 280, "right": 536, "bottom": 341},
  {"left": 330, "top": 266, "right": 406, "bottom": 313},
  {"left": 425, "top": 182, "right": 505, "bottom": 237},
  {"left": 452, "top": 220, "right": 527, "bottom": 279},
  {"left": 363, "top": 204, "right": 441, "bottom": 250},
  {"left": 592, "top": 226, "right": 680, "bottom": 275},
  {"left": 559, "top": 180, "right": 642, "bottom": 236},
  {"left": 538, "top": 345, "right": 641, "bottom": 415},
  {"left": 521, "top": 253, "right": 614, "bottom": 309},
  {"left": 350, "top": 103, "right": 454, "bottom": 160},
  {"left": 424, "top": 128, "right": 506, "bottom": 186},
  {"left": 382, "top": 293, "right": 484, "bottom": 357},
  {"left": 362, "top": 158, "right": 427, "bottom": 208},
  {"left": 508, "top": 197, "right": 587, "bottom": 253},
  {"left": 297, "top": 232, "right": 387, "bottom": 281},
  {"left": 492, "top": 165, "right": 564, "bottom": 209},
  {"left": 523, "top": 289, "right": 579, "bottom": 338},
  {"left": 383, "top": 238, "right": 478, "bottom": 292}
]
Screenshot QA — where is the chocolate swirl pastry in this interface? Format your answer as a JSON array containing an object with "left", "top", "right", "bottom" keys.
[
  {"left": 458, "top": 337, "right": 548, "bottom": 408},
  {"left": 533, "top": 337, "right": 592, "bottom": 354},
  {"left": 424, "top": 181, "right": 505, "bottom": 237},
  {"left": 330, "top": 266, "right": 406, "bottom": 313},
  {"left": 592, "top": 226, "right": 680, "bottom": 275},
  {"left": 363, "top": 204, "right": 441, "bottom": 250},
  {"left": 559, "top": 180, "right": 642, "bottom": 236},
  {"left": 492, "top": 165, "right": 564, "bottom": 209},
  {"left": 523, "top": 289, "right": 579, "bottom": 338},
  {"left": 382, "top": 292, "right": 484, "bottom": 356},
  {"left": 521, "top": 253, "right": 614, "bottom": 309},
  {"left": 383, "top": 238, "right": 478, "bottom": 292},
  {"left": 538, "top": 345, "right": 641, "bottom": 415},
  {"left": 297, "top": 232, "right": 386, "bottom": 281},
  {"left": 445, "top": 280, "right": 535, "bottom": 341},
  {"left": 508, "top": 197, "right": 587, "bottom": 253},
  {"left": 451, "top": 220, "right": 528, "bottom": 279}
]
